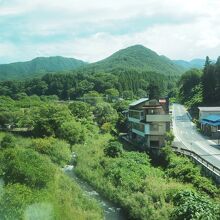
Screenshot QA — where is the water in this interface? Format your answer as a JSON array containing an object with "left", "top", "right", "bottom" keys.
[{"left": 63, "top": 165, "right": 127, "bottom": 220}]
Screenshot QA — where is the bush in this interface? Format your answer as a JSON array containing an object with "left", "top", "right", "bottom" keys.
[
  {"left": 162, "top": 146, "right": 219, "bottom": 197},
  {"left": 59, "top": 120, "right": 86, "bottom": 145},
  {"left": 1, "top": 133, "right": 16, "bottom": 149},
  {"left": 171, "top": 190, "right": 219, "bottom": 220},
  {"left": 2, "top": 147, "right": 56, "bottom": 188},
  {"left": 104, "top": 140, "right": 123, "bottom": 158},
  {"left": 165, "top": 132, "right": 174, "bottom": 145},
  {"left": 32, "top": 137, "right": 71, "bottom": 166},
  {"left": 0, "top": 183, "right": 40, "bottom": 220}
]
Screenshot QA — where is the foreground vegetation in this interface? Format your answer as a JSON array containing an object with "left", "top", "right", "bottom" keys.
[
  {"left": 73, "top": 133, "right": 220, "bottom": 220},
  {"left": 0, "top": 132, "right": 103, "bottom": 220},
  {"left": 0, "top": 89, "right": 219, "bottom": 219}
]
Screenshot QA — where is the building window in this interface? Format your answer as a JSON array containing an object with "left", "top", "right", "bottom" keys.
[
  {"left": 129, "top": 111, "right": 141, "bottom": 119},
  {"left": 132, "top": 122, "right": 145, "bottom": 132}
]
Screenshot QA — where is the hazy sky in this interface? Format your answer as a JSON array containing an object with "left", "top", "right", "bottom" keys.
[{"left": 0, "top": 0, "right": 220, "bottom": 63}]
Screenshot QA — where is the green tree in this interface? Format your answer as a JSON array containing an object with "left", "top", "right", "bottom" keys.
[
  {"left": 93, "top": 102, "right": 118, "bottom": 127},
  {"left": 83, "top": 91, "right": 103, "bottom": 105},
  {"left": 202, "top": 57, "right": 216, "bottom": 104},
  {"left": 105, "top": 88, "right": 119, "bottom": 102},
  {"left": 178, "top": 69, "right": 202, "bottom": 103},
  {"left": 68, "top": 101, "right": 93, "bottom": 120},
  {"left": 104, "top": 140, "right": 123, "bottom": 158},
  {"left": 32, "top": 104, "right": 72, "bottom": 137},
  {"left": 59, "top": 120, "right": 86, "bottom": 145},
  {"left": 122, "top": 90, "right": 134, "bottom": 100},
  {"left": 147, "top": 82, "right": 162, "bottom": 100}
]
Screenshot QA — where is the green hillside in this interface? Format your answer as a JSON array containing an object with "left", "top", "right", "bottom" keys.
[
  {"left": 82, "top": 45, "right": 184, "bottom": 76},
  {"left": 0, "top": 56, "right": 87, "bottom": 81}
]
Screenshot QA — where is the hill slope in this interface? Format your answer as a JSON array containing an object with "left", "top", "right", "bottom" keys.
[
  {"left": 82, "top": 45, "right": 184, "bottom": 76},
  {"left": 0, "top": 56, "right": 87, "bottom": 81}
]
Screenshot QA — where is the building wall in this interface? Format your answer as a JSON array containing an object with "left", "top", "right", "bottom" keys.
[{"left": 199, "top": 111, "right": 220, "bottom": 121}]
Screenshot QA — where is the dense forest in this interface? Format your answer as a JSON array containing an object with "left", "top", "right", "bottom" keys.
[
  {"left": 0, "top": 70, "right": 172, "bottom": 101},
  {"left": 177, "top": 56, "right": 220, "bottom": 116}
]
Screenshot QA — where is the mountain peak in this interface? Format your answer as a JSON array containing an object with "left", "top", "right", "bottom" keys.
[{"left": 88, "top": 45, "right": 184, "bottom": 75}]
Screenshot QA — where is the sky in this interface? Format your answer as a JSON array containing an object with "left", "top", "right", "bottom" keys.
[{"left": 0, "top": 0, "right": 220, "bottom": 64}]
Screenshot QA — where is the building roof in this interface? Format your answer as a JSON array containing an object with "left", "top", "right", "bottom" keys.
[
  {"left": 201, "top": 115, "right": 220, "bottom": 126},
  {"left": 129, "top": 98, "right": 149, "bottom": 107},
  {"left": 202, "top": 115, "right": 220, "bottom": 122},
  {"left": 198, "top": 107, "right": 220, "bottom": 112}
]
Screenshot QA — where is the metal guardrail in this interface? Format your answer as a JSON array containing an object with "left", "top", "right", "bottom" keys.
[{"left": 171, "top": 146, "right": 220, "bottom": 176}]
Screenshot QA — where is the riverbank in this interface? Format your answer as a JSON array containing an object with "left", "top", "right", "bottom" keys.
[
  {"left": 64, "top": 165, "right": 127, "bottom": 220},
  {"left": 72, "top": 133, "right": 220, "bottom": 220}
]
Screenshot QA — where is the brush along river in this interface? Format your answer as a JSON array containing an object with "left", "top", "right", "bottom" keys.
[{"left": 63, "top": 165, "right": 127, "bottom": 220}]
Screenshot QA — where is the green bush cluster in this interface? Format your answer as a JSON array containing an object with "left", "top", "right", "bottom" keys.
[
  {"left": 104, "top": 140, "right": 123, "bottom": 158},
  {"left": 74, "top": 134, "right": 205, "bottom": 220},
  {"left": 31, "top": 137, "right": 71, "bottom": 166},
  {"left": 162, "top": 146, "right": 219, "bottom": 197},
  {"left": 0, "top": 134, "right": 103, "bottom": 220},
  {"left": 171, "top": 190, "right": 220, "bottom": 220}
]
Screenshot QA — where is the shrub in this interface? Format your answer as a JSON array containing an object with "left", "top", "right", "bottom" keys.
[
  {"left": 104, "top": 140, "right": 123, "bottom": 158},
  {"left": 165, "top": 132, "right": 174, "bottom": 145},
  {"left": 0, "top": 183, "right": 39, "bottom": 220},
  {"left": 1, "top": 133, "right": 16, "bottom": 149},
  {"left": 171, "top": 190, "right": 219, "bottom": 220},
  {"left": 2, "top": 147, "right": 56, "bottom": 188},
  {"left": 32, "top": 137, "right": 71, "bottom": 166},
  {"left": 59, "top": 120, "right": 86, "bottom": 145}
]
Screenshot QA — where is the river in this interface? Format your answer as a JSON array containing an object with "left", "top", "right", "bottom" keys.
[{"left": 63, "top": 165, "right": 127, "bottom": 220}]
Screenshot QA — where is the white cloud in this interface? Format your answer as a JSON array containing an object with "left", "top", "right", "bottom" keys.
[{"left": 0, "top": 0, "right": 220, "bottom": 63}]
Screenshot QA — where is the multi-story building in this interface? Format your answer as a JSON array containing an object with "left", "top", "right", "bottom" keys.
[
  {"left": 128, "top": 98, "right": 171, "bottom": 148},
  {"left": 198, "top": 107, "right": 220, "bottom": 138}
]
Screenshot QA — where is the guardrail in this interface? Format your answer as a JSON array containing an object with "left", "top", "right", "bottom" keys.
[{"left": 171, "top": 145, "right": 220, "bottom": 177}]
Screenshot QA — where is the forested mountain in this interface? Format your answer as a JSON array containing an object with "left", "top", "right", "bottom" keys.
[
  {"left": 83, "top": 45, "right": 184, "bottom": 76},
  {"left": 173, "top": 59, "right": 206, "bottom": 71},
  {"left": 0, "top": 45, "right": 185, "bottom": 82},
  {"left": 0, "top": 56, "right": 87, "bottom": 81}
]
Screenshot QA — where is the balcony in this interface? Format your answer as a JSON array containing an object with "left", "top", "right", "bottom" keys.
[
  {"left": 128, "top": 110, "right": 144, "bottom": 122},
  {"left": 131, "top": 123, "right": 150, "bottom": 137},
  {"left": 146, "top": 114, "right": 170, "bottom": 122}
]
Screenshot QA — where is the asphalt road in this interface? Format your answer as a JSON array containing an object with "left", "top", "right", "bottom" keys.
[{"left": 172, "top": 103, "right": 220, "bottom": 169}]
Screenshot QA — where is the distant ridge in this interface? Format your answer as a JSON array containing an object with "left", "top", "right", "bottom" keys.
[
  {"left": 173, "top": 59, "right": 206, "bottom": 71},
  {"left": 0, "top": 56, "right": 87, "bottom": 81}
]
